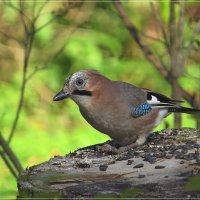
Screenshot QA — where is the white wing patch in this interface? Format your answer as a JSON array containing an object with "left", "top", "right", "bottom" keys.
[
  {"left": 147, "top": 93, "right": 168, "bottom": 126},
  {"left": 147, "top": 94, "right": 175, "bottom": 107},
  {"left": 147, "top": 95, "right": 160, "bottom": 104}
]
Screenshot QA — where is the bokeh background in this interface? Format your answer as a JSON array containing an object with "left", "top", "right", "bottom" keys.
[{"left": 0, "top": 1, "right": 200, "bottom": 198}]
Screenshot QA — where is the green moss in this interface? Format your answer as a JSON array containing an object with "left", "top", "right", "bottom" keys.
[
  {"left": 185, "top": 174, "right": 200, "bottom": 192},
  {"left": 94, "top": 193, "right": 118, "bottom": 199},
  {"left": 120, "top": 188, "right": 142, "bottom": 198}
]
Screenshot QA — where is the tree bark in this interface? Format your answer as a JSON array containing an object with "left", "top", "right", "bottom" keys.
[
  {"left": 169, "top": 1, "right": 185, "bottom": 128},
  {"left": 17, "top": 128, "right": 200, "bottom": 199}
]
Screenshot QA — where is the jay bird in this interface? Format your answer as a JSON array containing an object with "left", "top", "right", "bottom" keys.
[{"left": 53, "top": 70, "right": 200, "bottom": 154}]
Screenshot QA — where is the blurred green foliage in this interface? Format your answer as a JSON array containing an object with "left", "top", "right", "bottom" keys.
[{"left": 0, "top": 1, "right": 199, "bottom": 198}]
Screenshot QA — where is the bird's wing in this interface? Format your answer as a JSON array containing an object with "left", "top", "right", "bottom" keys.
[
  {"left": 131, "top": 89, "right": 200, "bottom": 117},
  {"left": 131, "top": 102, "right": 152, "bottom": 117},
  {"left": 113, "top": 82, "right": 199, "bottom": 117},
  {"left": 145, "top": 90, "right": 183, "bottom": 107}
]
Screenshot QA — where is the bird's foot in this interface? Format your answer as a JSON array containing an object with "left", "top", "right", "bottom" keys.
[
  {"left": 96, "top": 141, "right": 120, "bottom": 155},
  {"left": 96, "top": 141, "right": 140, "bottom": 155},
  {"left": 96, "top": 135, "right": 147, "bottom": 155}
]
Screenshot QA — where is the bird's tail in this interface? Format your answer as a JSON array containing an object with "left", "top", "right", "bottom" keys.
[{"left": 168, "top": 106, "right": 200, "bottom": 114}]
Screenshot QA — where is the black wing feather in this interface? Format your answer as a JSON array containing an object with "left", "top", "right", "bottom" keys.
[
  {"left": 145, "top": 90, "right": 200, "bottom": 114},
  {"left": 147, "top": 91, "right": 183, "bottom": 104},
  {"left": 168, "top": 106, "right": 200, "bottom": 114}
]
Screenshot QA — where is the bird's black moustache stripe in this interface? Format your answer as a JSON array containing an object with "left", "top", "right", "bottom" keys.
[{"left": 73, "top": 90, "right": 92, "bottom": 96}]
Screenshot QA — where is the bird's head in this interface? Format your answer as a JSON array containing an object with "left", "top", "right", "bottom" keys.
[{"left": 53, "top": 70, "right": 107, "bottom": 105}]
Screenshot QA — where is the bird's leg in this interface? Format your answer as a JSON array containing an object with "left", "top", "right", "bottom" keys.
[
  {"left": 116, "top": 135, "right": 147, "bottom": 154},
  {"left": 96, "top": 140, "right": 120, "bottom": 154},
  {"left": 97, "top": 135, "right": 147, "bottom": 155}
]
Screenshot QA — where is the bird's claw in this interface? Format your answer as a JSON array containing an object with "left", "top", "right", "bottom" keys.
[{"left": 96, "top": 143, "right": 119, "bottom": 155}]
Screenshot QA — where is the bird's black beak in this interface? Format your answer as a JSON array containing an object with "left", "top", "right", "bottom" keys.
[{"left": 53, "top": 89, "right": 70, "bottom": 101}]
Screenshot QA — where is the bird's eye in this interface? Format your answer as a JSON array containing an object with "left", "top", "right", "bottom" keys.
[{"left": 76, "top": 78, "right": 84, "bottom": 86}]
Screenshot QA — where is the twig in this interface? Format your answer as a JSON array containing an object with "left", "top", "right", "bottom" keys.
[
  {"left": 176, "top": 1, "right": 185, "bottom": 70},
  {"left": 4, "top": 1, "right": 31, "bottom": 33},
  {"left": 183, "top": 72, "right": 200, "bottom": 81},
  {"left": 185, "top": 19, "right": 200, "bottom": 61},
  {"left": 7, "top": 0, "right": 69, "bottom": 142},
  {"left": 27, "top": 12, "right": 83, "bottom": 82},
  {"left": 169, "top": 1, "right": 185, "bottom": 127},
  {"left": 140, "top": 31, "right": 166, "bottom": 44},
  {"left": 35, "top": 16, "right": 55, "bottom": 33},
  {"left": 4, "top": 0, "right": 23, "bottom": 14},
  {"left": 26, "top": 65, "right": 46, "bottom": 82},
  {"left": 33, "top": 0, "right": 49, "bottom": 23},
  {"left": 0, "top": 132, "right": 23, "bottom": 173},
  {"left": 19, "top": 1, "right": 29, "bottom": 35},
  {"left": 8, "top": 2, "right": 35, "bottom": 144},
  {"left": 7, "top": 36, "right": 34, "bottom": 144},
  {"left": 0, "top": 151, "right": 18, "bottom": 179},
  {"left": 150, "top": 2, "right": 170, "bottom": 53},
  {"left": 112, "top": 0, "right": 168, "bottom": 78},
  {"left": 0, "top": 30, "right": 19, "bottom": 43},
  {"left": 112, "top": 0, "right": 199, "bottom": 109},
  {"left": 169, "top": 0, "right": 176, "bottom": 56}
]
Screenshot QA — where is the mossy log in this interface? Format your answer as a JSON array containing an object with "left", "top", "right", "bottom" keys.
[{"left": 17, "top": 128, "right": 200, "bottom": 199}]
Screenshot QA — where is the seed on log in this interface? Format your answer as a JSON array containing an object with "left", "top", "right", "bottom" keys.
[
  {"left": 155, "top": 165, "right": 165, "bottom": 169},
  {"left": 99, "top": 164, "right": 108, "bottom": 171},
  {"left": 133, "top": 163, "right": 144, "bottom": 168}
]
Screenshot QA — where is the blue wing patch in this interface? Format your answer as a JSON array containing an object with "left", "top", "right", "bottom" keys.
[{"left": 131, "top": 102, "right": 152, "bottom": 117}]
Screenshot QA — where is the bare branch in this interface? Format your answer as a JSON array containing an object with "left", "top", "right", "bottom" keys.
[
  {"left": 4, "top": 0, "right": 31, "bottom": 35},
  {"left": 113, "top": 0, "right": 199, "bottom": 111},
  {"left": 8, "top": 79, "right": 26, "bottom": 144},
  {"left": 7, "top": 0, "right": 77, "bottom": 142},
  {"left": 183, "top": 72, "right": 200, "bottom": 81},
  {"left": 19, "top": 1, "right": 28, "bottom": 35},
  {"left": 169, "top": 0, "right": 176, "bottom": 55},
  {"left": 8, "top": 34, "right": 34, "bottom": 144},
  {"left": 169, "top": 1, "right": 185, "bottom": 78},
  {"left": 26, "top": 25, "right": 78, "bottom": 82},
  {"left": 8, "top": 2, "right": 35, "bottom": 144},
  {"left": 0, "top": 132, "right": 23, "bottom": 173},
  {"left": 177, "top": 1, "right": 185, "bottom": 70},
  {"left": 140, "top": 31, "right": 166, "bottom": 44},
  {"left": 169, "top": 1, "right": 185, "bottom": 127},
  {"left": 35, "top": 16, "right": 55, "bottom": 33},
  {"left": 27, "top": 8, "right": 84, "bottom": 82},
  {"left": 150, "top": 2, "right": 170, "bottom": 53},
  {"left": 0, "top": 30, "right": 19, "bottom": 43},
  {"left": 0, "top": 151, "right": 18, "bottom": 179},
  {"left": 185, "top": 19, "right": 200, "bottom": 61},
  {"left": 33, "top": 0, "right": 49, "bottom": 23},
  {"left": 3, "top": 0, "right": 22, "bottom": 13},
  {"left": 113, "top": 0, "right": 169, "bottom": 78},
  {"left": 26, "top": 66, "right": 46, "bottom": 82}
]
